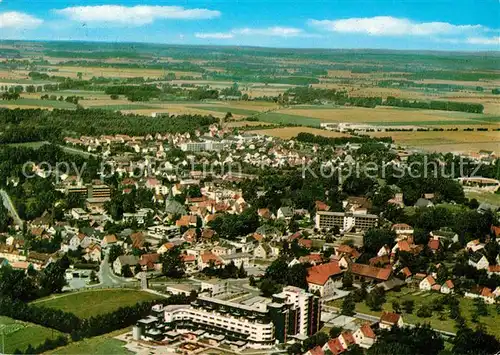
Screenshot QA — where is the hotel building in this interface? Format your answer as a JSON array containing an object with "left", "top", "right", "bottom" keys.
[{"left": 315, "top": 211, "right": 378, "bottom": 232}]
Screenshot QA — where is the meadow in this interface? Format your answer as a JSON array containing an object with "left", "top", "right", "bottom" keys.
[
  {"left": 0, "top": 316, "right": 64, "bottom": 354},
  {"left": 249, "top": 126, "right": 351, "bottom": 139},
  {"left": 31, "top": 289, "right": 161, "bottom": 318},
  {"left": 48, "top": 329, "right": 132, "bottom": 355}
]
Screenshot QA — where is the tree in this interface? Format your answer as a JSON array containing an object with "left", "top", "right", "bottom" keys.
[
  {"left": 249, "top": 275, "right": 256, "bottom": 287},
  {"left": 121, "top": 265, "right": 133, "bottom": 277},
  {"left": 329, "top": 326, "right": 343, "bottom": 338},
  {"left": 287, "top": 342, "right": 302, "bottom": 355},
  {"left": 108, "top": 244, "right": 124, "bottom": 264},
  {"left": 237, "top": 263, "right": 247, "bottom": 278},
  {"left": 392, "top": 300, "right": 401, "bottom": 313},
  {"left": 287, "top": 263, "right": 308, "bottom": 289},
  {"left": 366, "top": 287, "right": 386, "bottom": 311},
  {"left": 38, "top": 259, "right": 67, "bottom": 296},
  {"left": 402, "top": 299, "right": 415, "bottom": 314},
  {"left": 259, "top": 278, "right": 281, "bottom": 297},
  {"left": 341, "top": 295, "right": 356, "bottom": 316},
  {"left": 161, "top": 247, "right": 185, "bottom": 278},
  {"left": 416, "top": 305, "right": 432, "bottom": 318},
  {"left": 368, "top": 323, "right": 444, "bottom": 355},
  {"left": 342, "top": 271, "right": 354, "bottom": 288},
  {"left": 453, "top": 326, "right": 500, "bottom": 355},
  {"left": 363, "top": 229, "right": 396, "bottom": 254}
]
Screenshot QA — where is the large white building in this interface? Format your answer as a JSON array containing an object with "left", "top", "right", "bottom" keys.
[
  {"left": 315, "top": 211, "right": 378, "bottom": 232},
  {"left": 135, "top": 286, "right": 320, "bottom": 347}
]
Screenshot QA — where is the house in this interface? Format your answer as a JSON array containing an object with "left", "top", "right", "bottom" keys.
[
  {"left": 338, "top": 331, "right": 356, "bottom": 350},
  {"left": 157, "top": 242, "right": 175, "bottom": 254},
  {"left": 198, "top": 252, "right": 223, "bottom": 269},
  {"left": 130, "top": 232, "right": 145, "bottom": 250},
  {"left": 321, "top": 338, "right": 345, "bottom": 355},
  {"left": 465, "top": 286, "right": 496, "bottom": 304},
  {"left": 84, "top": 244, "right": 102, "bottom": 262},
  {"left": 399, "top": 267, "right": 412, "bottom": 281},
  {"left": 441, "top": 280, "right": 454, "bottom": 294},
  {"left": 138, "top": 253, "right": 161, "bottom": 272},
  {"left": 466, "top": 239, "right": 485, "bottom": 252},
  {"left": 349, "top": 263, "right": 392, "bottom": 284},
  {"left": 419, "top": 275, "right": 436, "bottom": 291},
  {"left": 391, "top": 223, "right": 414, "bottom": 240},
  {"left": 353, "top": 323, "right": 376, "bottom": 348},
  {"left": 379, "top": 312, "right": 404, "bottom": 329},
  {"left": 488, "top": 265, "right": 500, "bottom": 275},
  {"left": 220, "top": 253, "right": 251, "bottom": 268},
  {"left": 253, "top": 243, "right": 273, "bottom": 259},
  {"left": 468, "top": 252, "right": 489, "bottom": 270},
  {"left": 277, "top": 207, "right": 294, "bottom": 220},
  {"left": 305, "top": 346, "right": 324, "bottom": 355},
  {"left": 414, "top": 198, "right": 433, "bottom": 208},
  {"left": 113, "top": 255, "right": 139, "bottom": 275},
  {"left": 257, "top": 208, "right": 274, "bottom": 220},
  {"left": 306, "top": 262, "right": 343, "bottom": 297},
  {"left": 101, "top": 234, "right": 118, "bottom": 248},
  {"left": 335, "top": 245, "right": 360, "bottom": 261},
  {"left": 427, "top": 239, "right": 441, "bottom": 253}
]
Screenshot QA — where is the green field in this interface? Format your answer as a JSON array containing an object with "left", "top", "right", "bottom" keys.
[
  {"left": 1, "top": 141, "right": 48, "bottom": 149},
  {"left": 0, "top": 316, "right": 64, "bottom": 354},
  {"left": 0, "top": 98, "right": 77, "bottom": 109},
  {"left": 329, "top": 288, "right": 500, "bottom": 337},
  {"left": 256, "top": 112, "right": 321, "bottom": 127},
  {"left": 90, "top": 104, "right": 158, "bottom": 110},
  {"left": 48, "top": 330, "right": 132, "bottom": 355},
  {"left": 465, "top": 191, "right": 500, "bottom": 207},
  {"left": 32, "top": 289, "right": 162, "bottom": 318},
  {"left": 371, "top": 120, "right": 488, "bottom": 126},
  {"left": 189, "top": 105, "right": 259, "bottom": 116}
]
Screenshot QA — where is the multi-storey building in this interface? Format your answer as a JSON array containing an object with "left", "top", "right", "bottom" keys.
[
  {"left": 315, "top": 211, "right": 378, "bottom": 232},
  {"left": 135, "top": 286, "right": 320, "bottom": 346}
]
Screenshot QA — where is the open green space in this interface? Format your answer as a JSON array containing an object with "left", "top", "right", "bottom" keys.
[
  {"left": 256, "top": 112, "right": 321, "bottom": 127},
  {"left": 189, "top": 105, "right": 259, "bottom": 116},
  {"left": 31, "top": 289, "right": 162, "bottom": 319},
  {"left": 328, "top": 287, "right": 500, "bottom": 337},
  {"left": 465, "top": 190, "right": 500, "bottom": 207},
  {"left": 1, "top": 141, "right": 48, "bottom": 149},
  {"left": 0, "top": 98, "right": 76, "bottom": 109},
  {"left": 371, "top": 120, "right": 479, "bottom": 126},
  {"left": 0, "top": 316, "right": 64, "bottom": 354},
  {"left": 48, "top": 329, "right": 132, "bottom": 355},
  {"left": 90, "top": 104, "right": 158, "bottom": 110}
]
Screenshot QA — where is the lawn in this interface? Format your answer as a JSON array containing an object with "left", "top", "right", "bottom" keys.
[
  {"left": 0, "top": 316, "right": 64, "bottom": 354},
  {"left": 188, "top": 105, "right": 259, "bottom": 116},
  {"left": 48, "top": 329, "right": 132, "bottom": 355},
  {"left": 0, "top": 98, "right": 77, "bottom": 109},
  {"left": 465, "top": 190, "right": 500, "bottom": 207},
  {"left": 255, "top": 112, "right": 321, "bottom": 127},
  {"left": 328, "top": 288, "right": 500, "bottom": 338},
  {"left": 32, "top": 289, "right": 162, "bottom": 318}
]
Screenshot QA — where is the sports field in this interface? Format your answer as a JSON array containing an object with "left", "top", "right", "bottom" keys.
[{"left": 32, "top": 289, "right": 162, "bottom": 318}]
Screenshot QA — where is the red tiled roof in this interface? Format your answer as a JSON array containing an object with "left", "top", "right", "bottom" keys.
[
  {"left": 299, "top": 238, "right": 312, "bottom": 249},
  {"left": 326, "top": 338, "right": 345, "bottom": 354},
  {"left": 306, "top": 262, "right": 343, "bottom": 286},
  {"left": 481, "top": 287, "right": 494, "bottom": 297},
  {"left": 369, "top": 255, "right": 390, "bottom": 266},
  {"left": 445, "top": 280, "right": 454, "bottom": 289},
  {"left": 428, "top": 239, "right": 440, "bottom": 251},
  {"left": 299, "top": 254, "right": 323, "bottom": 264},
  {"left": 424, "top": 275, "right": 436, "bottom": 285},
  {"left": 341, "top": 331, "right": 355, "bottom": 346},
  {"left": 200, "top": 252, "right": 222, "bottom": 265},
  {"left": 391, "top": 223, "right": 413, "bottom": 230},
  {"left": 491, "top": 225, "right": 500, "bottom": 237},
  {"left": 252, "top": 233, "right": 264, "bottom": 242},
  {"left": 488, "top": 265, "right": 500, "bottom": 273},
  {"left": 308, "top": 346, "right": 324, "bottom": 355},
  {"left": 202, "top": 229, "right": 215, "bottom": 239},
  {"left": 350, "top": 263, "right": 392, "bottom": 281},
  {"left": 130, "top": 232, "right": 144, "bottom": 249},
  {"left": 380, "top": 312, "right": 401, "bottom": 325},
  {"left": 400, "top": 267, "right": 412, "bottom": 278},
  {"left": 336, "top": 245, "right": 361, "bottom": 259},
  {"left": 315, "top": 200, "right": 330, "bottom": 211},
  {"left": 397, "top": 240, "right": 411, "bottom": 252},
  {"left": 181, "top": 254, "right": 196, "bottom": 263},
  {"left": 360, "top": 324, "right": 376, "bottom": 339},
  {"left": 432, "top": 284, "right": 442, "bottom": 291}
]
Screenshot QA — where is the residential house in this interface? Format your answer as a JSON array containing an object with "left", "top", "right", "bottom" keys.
[
  {"left": 101, "top": 234, "right": 118, "bottom": 248},
  {"left": 349, "top": 263, "right": 392, "bottom": 284},
  {"left": 306, "top": 262, "right": 343, "bottom": 297},
  {"left": 113, "top": 255, "right": 139, "bottom": 275},
  {"left": 198, "top": 252, "right": 223, "bottom": 269},
  {"left": 338, "top": 331, "right": 356, "bottom": 350},
  {"left": 352, "top": 324, "right": 376, "bottom": 348},
  {"left": 139, "top": 253, "right": 161, "bottom": 272},
  {"left": 379, "top": 312, "right": 404, "bottom": 330},
  {"left": 253, "top": 243, "right": 273, "bottom": 259},
  {"left": 157, "top": 242, "right": 175, "bottom": 255},
  {"left": 321, "top": 338, "right": 345, "bottom": 355},
  {"left": 276, "top": 207, "right": 293, "bottom": 220},
  {"left": 84, "top": 244, "right": 102, "bottom": 262},
  {"left": 466, "top": 240, "right": 485, "bottom": 252},
  {"left": 419, "top": 275, "right": 436, "bottom": 291},
  {"left": 465, "top": 286, "right": 496, "bottom": 304},
  {"left": 220, "top": 253, "right": 251, "bottom": 268},
  {"left": 468, "top": 252, "right": 489, "bottom": 270},
  {"left": 441, "top": 280, "right": 455, "bottom": 294}
]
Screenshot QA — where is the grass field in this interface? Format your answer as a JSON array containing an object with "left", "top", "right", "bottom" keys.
[
  {"left": 32, "top": 289, "right": 162, "bottom": 318},
  {"left": 255, "top": 112, "right": 321, "bottom": 127},
  {"left": 48, "top": 329, "right": 132, "bottom": 355},
  {"left": 279, "top": 106, "right": 498, "bottom": 127},
  {"left": 328, "top": 288, "right": 500, "bottom": 338},
  {"left": 0, "top": 316, "right": 64, "bottom": 354},
  {"left": 0, "top": 98, "right": 76, "bottom": 109},
  {"left": 250, "top": 126, "right": 351, "bottom": 139},
  {"left": 369, "top": 130, "right": 500, "bottom": 154},
  {"left": 1, "top": 141, "right": 48, "bottom": 149},
  {"left": 188, "top": 105, "right": 259, "bottom": 116},
  {"left": 465, "top": 191, "right": 500, "bottom": 207}
]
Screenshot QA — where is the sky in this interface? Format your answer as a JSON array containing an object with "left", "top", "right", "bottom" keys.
[{"left": 0, "top": 0, "right": 499, "bottom": 50}]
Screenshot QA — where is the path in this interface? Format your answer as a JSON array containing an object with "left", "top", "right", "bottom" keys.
[{"left": 0, "top": 189, "right": 23, "bottom": 227}]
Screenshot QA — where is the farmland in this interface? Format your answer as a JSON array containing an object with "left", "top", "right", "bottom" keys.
[
  {"left": 250, "top": 126, "right": 351, "bottom": 139},
  {"left": 31, "top": 289, "right": 162, "bottom": 318}
]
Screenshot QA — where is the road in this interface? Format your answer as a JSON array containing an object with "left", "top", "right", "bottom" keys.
[
  {"left": 58, "top": 144, "right": 98, "bottom": 158},
  {"left": 97, "top": 256, "right": 131, "bottom": 287},
  {"left": 0, "top": 189, "right": 23, "bottom": 227}
]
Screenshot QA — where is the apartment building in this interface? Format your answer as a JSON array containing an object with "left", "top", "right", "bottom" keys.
[
  {"left": 136, "top": 286, "right": 320, "bottom": 346},
  {"left": 315, "top": 211, "right": 378, "bottom": 232}
]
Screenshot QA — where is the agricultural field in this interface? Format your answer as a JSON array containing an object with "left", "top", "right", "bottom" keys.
[
  {"left": 0, "top": 98, "right": 77, "bottom": 110},
  {"left": 0, "top": 316, "right": 64, "bottom": 354},
  {"left": 369, "top": 130, "right": 500, "bottom": 154},
  {"left": 31, "top": 289, "right": 161, "bottom": 318},
  {"left": 250, "top": 126, "right": 351, "bottom": 139}
]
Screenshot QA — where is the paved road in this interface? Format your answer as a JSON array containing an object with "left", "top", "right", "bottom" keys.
[
  {"left": 0, "top": 189, "right": 23, "bottom": 227},
  {"left": 97, "top": 256, "right": 131, "bottom": 287}
]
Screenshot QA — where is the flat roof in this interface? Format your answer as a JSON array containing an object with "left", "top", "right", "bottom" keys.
[{"left": 197, "top": 295, "right": 268, "bottom": 314}]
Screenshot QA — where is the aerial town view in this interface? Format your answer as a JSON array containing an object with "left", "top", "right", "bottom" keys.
[{"left": 0, "top": 0, "right": 499, "bottom": 354}]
